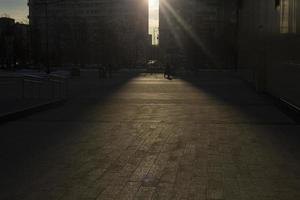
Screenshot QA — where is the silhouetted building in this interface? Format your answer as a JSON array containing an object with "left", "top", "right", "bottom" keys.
[
  {"left": 14, "top": 23, "right": 31, "bottom": 66},
  {"left": 159, "top": 0, "right": 237, "bottom": 68},
  {"left": 28, "top": 0, "right": 149, "bottom": 67},
  {"left": 237, "top": 0, "right": 300, "bottom": 107},
  {"left": 0, "top": 17, "right": 15, "bottom": 69},
  {"left": 0, "top": 18, "right": 30, "bottom": 69}
]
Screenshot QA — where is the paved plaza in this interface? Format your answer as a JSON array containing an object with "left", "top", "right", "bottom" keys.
[{"left": 0, "top": 71, "right": 299, "bottom": 200}]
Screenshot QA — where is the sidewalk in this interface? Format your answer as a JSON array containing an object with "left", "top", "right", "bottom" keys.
[{"left": 0, "top": 71, "right": 299, "bottom": 200}]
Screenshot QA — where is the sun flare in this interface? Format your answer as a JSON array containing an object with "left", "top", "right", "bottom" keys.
[
  {"left": 149, "top": 0, "right": 159, "bottom": 45},
  {"left": 149, "top": 0, "right": 159, "bottom": 9}
]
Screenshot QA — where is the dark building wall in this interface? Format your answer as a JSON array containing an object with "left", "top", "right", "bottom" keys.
[
  {"left": 0, "top": 18, "right": 15, "bottom": 69},
  {"left": 28, "top": 0, "right": 149, "bottom": 66},
  {"left": 14, "top": 23, "right": 31, "bottom": 66},
  {"left": 237, "top": 0, "right": 300, "bottom": 107},
  {"left": 159, "top": 0, "right": 237, "bottom": 69},
  {"left": 0, "top": 18, "right": 30, "bottom": 69}
]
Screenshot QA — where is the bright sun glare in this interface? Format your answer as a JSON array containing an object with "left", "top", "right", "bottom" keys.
[
  {"left": 149, "top": 0, "right": 159, "bottom": 8},
  {"left": 149, "top": 0, "right": 159, "bottom": 45}
]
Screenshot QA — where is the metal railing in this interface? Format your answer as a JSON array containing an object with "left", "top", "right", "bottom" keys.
[{"left": 0, "top": 74, "right": 68, "bottom": 101}]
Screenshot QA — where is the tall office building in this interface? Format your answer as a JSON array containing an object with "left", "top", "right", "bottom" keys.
[
  {"left": 0, "top": 17, "right": 31, "bottom": 68},
  {"left": 28, "top": 0, "right": 149, "bottom": 66},
  {"left": 0, "top": 18, "right": 16, "bottom": 68}
]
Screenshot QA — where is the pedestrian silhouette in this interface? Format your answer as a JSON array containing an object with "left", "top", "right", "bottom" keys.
[
  {"left": 98, "top": 65, "right": 106, "bottom": 79},
  {"left": 107, "top": 64, "right": 113, "bottom": 78},
  {"left": 164, "top": 64, "right": 172, "bottom": 79}
]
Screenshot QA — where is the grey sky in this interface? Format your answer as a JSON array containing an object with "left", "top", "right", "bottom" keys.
[{"left": 0, "top": 0, "right": 28, "bottom": 22}]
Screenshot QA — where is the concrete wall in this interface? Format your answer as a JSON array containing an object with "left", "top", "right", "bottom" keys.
[{"left": 238, "top": 0, "right": 300, "bottom": 108}]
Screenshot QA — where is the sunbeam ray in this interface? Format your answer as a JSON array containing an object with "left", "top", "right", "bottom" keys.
[
  {"left": 160, "top": 0, "right": 216, "bottom": 65},
  {"left": 160, "top": 6, "right": 184, "bottom": 49}
]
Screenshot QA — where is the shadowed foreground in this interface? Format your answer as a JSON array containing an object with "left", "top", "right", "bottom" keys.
[{"left": 0, "top": 71, "right": 299, "bottom": 200}]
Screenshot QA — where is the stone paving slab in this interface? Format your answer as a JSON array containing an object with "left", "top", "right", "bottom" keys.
[{"left": 0, "top": 72, "right": 299, "bottom": 200}]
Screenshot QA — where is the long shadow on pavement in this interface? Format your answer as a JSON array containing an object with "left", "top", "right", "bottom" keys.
[
  {"left": 178, "top": 70, "right": 300, "bottom": 159},
  {"left": 0, "top": 70, "right": 140, "bottom": 198}
]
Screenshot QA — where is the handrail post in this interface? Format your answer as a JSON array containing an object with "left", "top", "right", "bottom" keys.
[
  {"left": 22, "top": 78, "right": 25, "bottom": 99},
  {"left": 38, "top": 81, "right": 41, "bottom": 99},
  {"left": 59, "top": 81, "right": 62, "bottom": 99},
  {"left": 65, "top": 79, "right": 68, "bottom": 99},
  {"left": 52, "top": 80, "right": 55, "bottom": 99}
]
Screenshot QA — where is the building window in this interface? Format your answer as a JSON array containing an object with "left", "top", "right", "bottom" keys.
[{"left": 280, "top": 0, "right": 296, "bottom": 33}]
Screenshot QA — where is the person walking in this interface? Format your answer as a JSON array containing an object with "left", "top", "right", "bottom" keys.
[
  {"left": 107, "top": 64, "right": 113, "bottom": 78},
  {"left": 164, "top": 64, "right": 171, "bottom": 79}
]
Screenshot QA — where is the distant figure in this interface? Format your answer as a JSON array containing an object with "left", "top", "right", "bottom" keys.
[
  {"left": 98, "top": 65, "right": 106, "bottom": 79},
  {"left": 164, "top": 64, "right": 171, "bottom": 79},
  {"left": 107, "top": 64, "right": 113, "bottom": 78}
]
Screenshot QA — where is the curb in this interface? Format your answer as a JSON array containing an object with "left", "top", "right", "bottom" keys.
[
  {"left": 0, "top": 99, "right": 67, "bottom": 123},
  {"left": 270, "top": 96, "right": 300, "bottom": 124}
]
